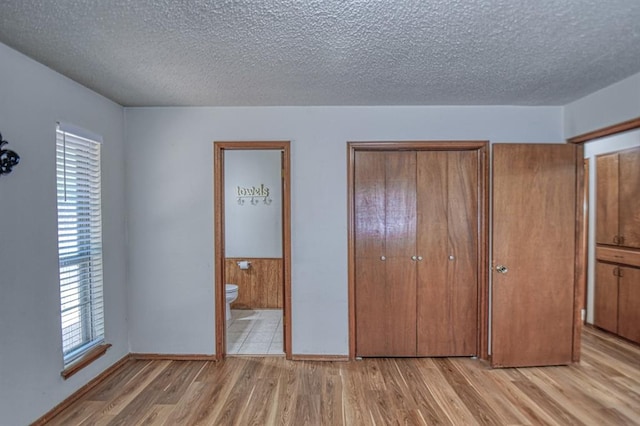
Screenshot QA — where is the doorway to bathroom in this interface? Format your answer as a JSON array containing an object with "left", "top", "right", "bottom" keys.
[{"left": 214, "top": 141, "right": 291, "bottom": 359}]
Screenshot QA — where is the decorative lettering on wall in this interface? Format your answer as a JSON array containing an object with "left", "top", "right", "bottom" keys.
[{"left": 236, "top": 184, "right": 272, "bottom": 205}]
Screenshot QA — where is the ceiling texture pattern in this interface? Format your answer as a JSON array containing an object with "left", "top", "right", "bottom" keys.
[{"left": 1, "top": 0, "right": 639, "bottom": 107}]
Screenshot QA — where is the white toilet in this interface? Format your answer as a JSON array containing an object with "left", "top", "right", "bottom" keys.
[{"left": 225, "top": 284, "right": 239, "bottom": 322}]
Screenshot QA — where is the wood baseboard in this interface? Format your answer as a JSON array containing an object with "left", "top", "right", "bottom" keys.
[
  {"left": 32, "top": 354, "right": 132, "bottom": 426},
  {"left": 130, "top": 353, "right": 218, "bottom": 361},
  {"left": 290, "top": 354, "right": 349, "bottom": 361}
]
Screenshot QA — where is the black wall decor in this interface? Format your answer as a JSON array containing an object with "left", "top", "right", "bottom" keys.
[{"left": 0, "top": 133, "right": 21, "bottom": 175}]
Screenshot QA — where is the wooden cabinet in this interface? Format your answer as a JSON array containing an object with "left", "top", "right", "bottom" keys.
[
  {"left": 594, "top": 255, "right": 640, "bottom": 345},
  {"left": 594, "top": 145, "right": 640, "bottom": 345},
  {"left": 354, "top": 150, "right": 479, "bottom": 357},
  {"left": 618, "top": 266, "right": 640, "bottom": 344},
  {"left": 594, "top": 261, "right": 619, "bottom": 333},
  {"left": 596, "top": 147, "right": 640, "bottom": 248}
]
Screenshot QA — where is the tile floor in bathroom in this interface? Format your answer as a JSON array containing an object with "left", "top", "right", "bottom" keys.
[{"left": 226, "top": 309, "right": 283, "bottom": 355}]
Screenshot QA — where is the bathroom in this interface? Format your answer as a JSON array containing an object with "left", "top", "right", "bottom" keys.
[{"left": 223, "top": 149, "right": 284, "bottom": 355}]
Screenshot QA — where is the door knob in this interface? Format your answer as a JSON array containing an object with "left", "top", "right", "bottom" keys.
[
  {"left": 496, "top": 265, "right": 508, "bottom": 274},
  {"left": 411, "top": 255, "right": 417, "bottom": 261},
  {"left": 448, "top": 255, "right": 455, "bottom": 261},
  {"left": 380, "top": 256, "right": 386, "bottom": 261},
  {"left": 417, "top": 256, "right": 423, "bottom": 261}
]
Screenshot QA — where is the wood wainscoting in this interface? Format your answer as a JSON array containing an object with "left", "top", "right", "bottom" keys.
[{"left": 226, "top": 258, "right": 283, "bottom": 309}]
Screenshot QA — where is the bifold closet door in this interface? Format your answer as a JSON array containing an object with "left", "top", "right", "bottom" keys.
[
  {"left": 416, "top": 151, "right": 478, "bottom": 356},
  {"left": 355, "top": 151, "right": 417, "bottom": 356}
]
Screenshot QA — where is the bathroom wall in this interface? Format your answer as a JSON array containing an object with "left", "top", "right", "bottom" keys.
[
  {"left": 0, "top": 43, "right": 128, "bottom": 425},
  {"left": 224, "top": 150, "right": 282, "bottom": 258}
]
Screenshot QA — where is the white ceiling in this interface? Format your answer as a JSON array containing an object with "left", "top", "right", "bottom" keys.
[{"left": 1, "top": 0, "right": 639, "bottom": 107}]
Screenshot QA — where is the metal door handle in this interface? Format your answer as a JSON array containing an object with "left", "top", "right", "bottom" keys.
[
  {"left": 417, "top": 256, "right": 423, "bottom": 261},
  {"left": 496, "top": 265, "right": 508, "bottom": 274},
  {"left": 380, "top": 256, "right": 386, "bottom": 261},
  {"left": 411, "top": 255, "right": 417, "bottom": 261},
  {"left": 448, "top": 255, "right": 455, "bottom": 261}
]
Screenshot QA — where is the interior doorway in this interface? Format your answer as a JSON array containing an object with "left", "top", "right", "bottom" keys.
[{"left": 214, "top": 141, "right": 291, "bottom": 359}]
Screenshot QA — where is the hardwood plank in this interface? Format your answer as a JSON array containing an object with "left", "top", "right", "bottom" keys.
[{"left": 42, "top": 328, "right": 640, "bottom": 426}]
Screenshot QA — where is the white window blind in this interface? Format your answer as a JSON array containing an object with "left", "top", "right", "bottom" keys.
[{"left": 56, "top": 124, "right": 105, "bottom": 366}]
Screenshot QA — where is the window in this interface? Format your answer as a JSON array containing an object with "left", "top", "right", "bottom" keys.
[{"left": 56, "top": 124, "right": 104, "bottom": 366}]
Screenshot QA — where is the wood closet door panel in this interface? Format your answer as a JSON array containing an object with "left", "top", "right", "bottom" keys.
[
  {"left": 596, "top": 153, "right": 619, "bottom": 246},
  {"left": 619, "top": 148, "right": 640, "bottom": 248},
  {"left": 355, "top": 257, "right": 418, "bottom": 355},
  {"left": 385, "top": 152, "right": 417, "bottom": 258},
  {"left": 416, "top": 151, "right": 448, "bottom": 355},
  {"left": 355, "top": 152, "right": 386, "bottom": 259},
  {"left": 594, "top": 261, "right": 618, "bottom": 334},
  {"left": 492, "top": 144, "right": 576, "bottom": 367},
  {"left": 446, "top": 150, "right": 478, "bottom": 355},
  {"left": 355, "top": 151, "right": 417, "bottom": 356},
  {"left": 618, "top": 266, "right": 640, "bottom": 344}
]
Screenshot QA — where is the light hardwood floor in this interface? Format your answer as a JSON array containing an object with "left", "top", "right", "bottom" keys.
[{"left": 45, "top": 327, "right": 640, "bottom": 425}]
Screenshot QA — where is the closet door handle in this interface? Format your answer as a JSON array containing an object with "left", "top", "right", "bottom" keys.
[
  {"left": 417, "top": 256, "right": 423, "bottom": 261},
  {"left": 411, "top": 256, "right": 417, "bottom": 261},
  {"left": 380, "top": 256, "right": 386, "bottom": 261},
  {"left": 496, "top": 265, "right": 508, "bottom": 274}
]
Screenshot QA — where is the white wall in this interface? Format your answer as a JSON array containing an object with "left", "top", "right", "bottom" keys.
[
  {"left": 0, "top": 43, "right": 128, "bottom": 425},
  {"left": 583, "top": 129, "right": 640, "bottom": 324},
  {"left": 224, "top": 150, "right": 283, "bottom": 258},
  {"left": 124, "top": 105, "right": 563, "bottom": 356},
  {"left": 564, "top": 71, "right": 640, "bottom": 138}
]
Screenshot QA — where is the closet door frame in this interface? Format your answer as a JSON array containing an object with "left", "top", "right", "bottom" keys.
[{"left": 347, "top": 141, "right": 489, "bottom": 360}]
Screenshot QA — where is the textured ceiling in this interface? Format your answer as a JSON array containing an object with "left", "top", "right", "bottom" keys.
[{"left": 1, "top": 0, "right": 639, "bottom": 107}]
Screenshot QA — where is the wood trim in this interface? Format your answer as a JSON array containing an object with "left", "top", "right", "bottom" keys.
[
  {"left": 130, "top": 353, "right": 218, "bottom": 361},
  {"left": 347, "top": 140, "right": 490, "bottom": 360},
  {"left": 584, "top": 158, "right": 590, "bottom": 314},
  {"left": 478, "top": 145, "right": 490, "bottom": 360},
  {"left": 33, "top": 354, "right": 131, "bottom": 425},
  {"left": 573, "top": 144, "right": 586, "bottom": 362},
  {"left": 213, "top": 141, "right": 292, "bottom": 361},
  {"left": 348, "top": 141, "right": 489, "bottom": 151},
  {"left": 282, "top": 144, "right": 292, "bottom": 360},
  {"left": 61, "top": 343, "right": 112, "bottom": 380},
  {"left": 214, "top": 143, "right": 226, "bottom": 360},
  {"left": 567, "top": 116, "right": 640, "bottom": 144},
  {"left": 290, "top": 354, "right": 350, "bottom": 361},
  {"left": 347, "top": 143, "right": 356, "bottom": 360}
]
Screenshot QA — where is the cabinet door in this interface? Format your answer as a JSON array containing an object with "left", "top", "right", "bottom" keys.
[
  {"left": 355, "top": 151, "right": 417, "bottom": 356},
  {"left": 596, "top": 153, "right": 619, "bottom": 246},
  {"left": 619, "top": 147, "right": 640, "bottom": 248},
  {"left": 416, "top": 151, "right": 478, "bottom": 356},
  {"left": 618, "top": 266, "right": 640, "bottom": 344},
  {"left": 594, "top": 261, "right": 618, "bottom": 333},
  {"left": 492, "top": 144, "right": 576, "bottom": 367}
]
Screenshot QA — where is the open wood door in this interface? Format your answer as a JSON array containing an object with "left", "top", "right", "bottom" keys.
[{"left": 492, "top": 144, "right": 579, "bottom": 367}]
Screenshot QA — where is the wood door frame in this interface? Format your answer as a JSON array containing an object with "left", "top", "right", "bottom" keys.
[
  {"left": 347, "top": 141, "right": 490, "bottom": 360},
  {"left": 214, "top": 141, "right": 292, "bottom": 360}
]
